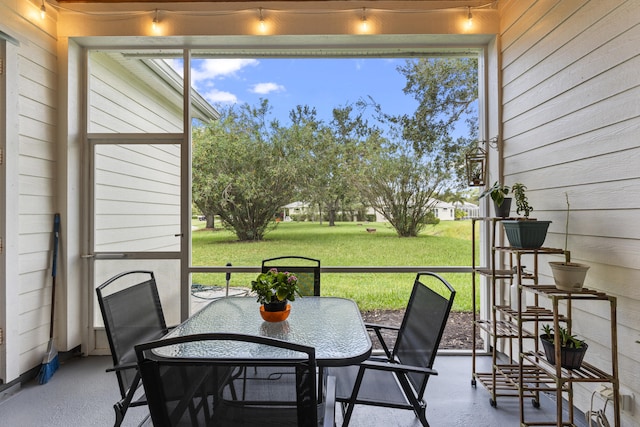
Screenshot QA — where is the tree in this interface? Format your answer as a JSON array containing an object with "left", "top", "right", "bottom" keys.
[
  {"left": 287, "top": 104, "right": 380, "bottom": 226},
  {"left": 371, "top": 57, "right": 479, "bottom": 185},
  {"left": 322, "top": 105, "right": 381, "bottom": 226},
  {"left": 359, "top": 146, "right": 444, "bottom": 237},
  {"left": 355, "top": 57, "right": 478, "bottom": 236},
  {"left": 192, "top": 100, "right": 299, "bottom": 241}
]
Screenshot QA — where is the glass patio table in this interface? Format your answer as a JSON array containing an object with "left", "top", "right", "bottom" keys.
[{"left": 156, "top": 296, "right": 372, "bottom": 367}]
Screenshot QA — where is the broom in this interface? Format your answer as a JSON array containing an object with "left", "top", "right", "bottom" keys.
[{"left": 38, "top": 213, "right": 60, "bottom": 384}]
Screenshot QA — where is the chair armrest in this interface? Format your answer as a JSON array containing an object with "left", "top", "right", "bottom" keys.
[
  {"left": 365, "top": 322, "right": 400, "bottom": 332},
  {"left": 361, "top": 360, "right": 438, "bottom": 376},
  {"left": 322, "top": 375, "right": 337, "bottom": 427},
  {"left": 106, "top": 361, "right": 138, "bottom": 373},
  {"left": 365, "top": 323, "right": 399, "bottom": 359}
]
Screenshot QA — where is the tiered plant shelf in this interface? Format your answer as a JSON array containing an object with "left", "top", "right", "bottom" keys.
[
  {"left": 470, "top": 218, "right": 619, "bottom": 426},
  {"left": 516, "top": 285, "right": 620, "bottom": 427}
]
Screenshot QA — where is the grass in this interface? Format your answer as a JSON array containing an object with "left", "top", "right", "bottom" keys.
[{"left": 191, "top": 220, "right": 477, "bottom": 312}]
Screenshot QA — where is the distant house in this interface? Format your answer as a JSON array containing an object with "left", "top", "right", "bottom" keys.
[
  {"left": 456, "top": 201, "right": 480, "bottom": 218},
  {"left": 433, "top": 200, "right": 479, "bottom": 220},
  {"left": 282, "top": 201, "right": 312, "bottom": 220},
  {"left": 432, "top": 200, "right": 456, "bottom": 220},
  {"left": 281, "top": 200, "right": 478, "bottom": 222}
]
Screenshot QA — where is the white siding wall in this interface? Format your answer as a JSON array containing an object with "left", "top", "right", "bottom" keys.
[
  {"left": 0, "top": 0, "right": 59, "bottom": 380},
  {"left": 94, "top": 143, "right": 181, "bottom": 252},
  {"left": 499, "top": 0, "right": 640, "bottom": 424},
  {"left": 88, "top": 52, "right": 183, "bottom": 133}
]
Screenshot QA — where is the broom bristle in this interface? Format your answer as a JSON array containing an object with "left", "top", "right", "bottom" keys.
[{"left": 37, "top": 341, "right": 59, "bottom": 384}]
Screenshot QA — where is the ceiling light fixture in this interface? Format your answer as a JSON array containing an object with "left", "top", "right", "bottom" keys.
[
  {"left": 259, "top": 7, "right": 266, "bottom": 33},
  {"left": 361, "top": 7, "right": 368, "bottom": 32},
  {"left": 152, "top": 9, "right": 159, "bottom": 31},
  {"left": 466, "top": 6, "right": 473, "bottom": 29},
  {"left": 40, "top": 0, "right": 46, "bottom": 20}
]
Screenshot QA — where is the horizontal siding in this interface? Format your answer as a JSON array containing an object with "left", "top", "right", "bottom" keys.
[
  {"left": 500, "top": 0, "right": 640, "bottom": 423},
  {"left": 94, "top": 143, "right": 181, "bottom": 253},
  {"left": 88, "top": 52, "right": 183, "bottom": 133},
  {"left": 502, "top": 1, "right": 627, "bottom": 93},
  {"left": 506, "top": 116, "right": 640, "bottom": 174},
  {"left": 504, "top": 45, "right": 640, "bottom": 139},
  {"left": 10, "top": 21, "right": 60, "bottom": 382}
]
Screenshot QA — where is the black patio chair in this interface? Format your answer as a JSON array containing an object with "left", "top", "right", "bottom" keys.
[
  {"left": 330, "top": 272, "right": 456, "bottom": 427},
  {"left": 261, "top": 256, "right": 323, "bottom": 392},
  {"left": 135, "top": 333, "right": 337, "bottom": 427},
  {"left": 261, "top": 256, "right": 321, "bottom": 296},
  {"left": 96, "top": 270, "right": 169, "bottom": 427}
]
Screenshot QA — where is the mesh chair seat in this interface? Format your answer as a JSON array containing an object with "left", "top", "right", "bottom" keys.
[
  {"left": 96, "top": 270, "right": 169, "bottom": 427},
  {"left": 135, "top": 333, "right": 337, "bottom": 427},
  {"left": 331, "top": 272, "right": 455, "bottom": 427},
  {"left": 334, "top": 361, "right": 414, "bottom": 407}
]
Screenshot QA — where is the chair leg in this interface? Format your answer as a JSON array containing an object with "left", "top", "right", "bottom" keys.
[
  {"left": 397, "top": 374, "right": 430, "bottom": 427},
  {"left": 113, "top": 402, "right": 125, "bottom": 427},
  {"left": 341, "top": 367, "right": 366, "bottom": 427},
  {"left": 113, "top": 372, "right": 142, "bottom": 427},
  {"left": 341, "top": 403, "right": 355, "bottom": 427},
  {"left": 318, "top": 366, "right": 324, "bottom": 403},
  {"left": 417, "top": 408, "right": 430, "bottom": 427}
]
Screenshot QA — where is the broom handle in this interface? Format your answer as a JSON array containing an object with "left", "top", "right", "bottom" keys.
[{"left": 49, "top": 214, "right": 60, "bottom": 339}]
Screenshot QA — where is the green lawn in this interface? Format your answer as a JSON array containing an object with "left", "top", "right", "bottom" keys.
[{"left": 191, "top": 220, "right": 477, "bottom": 312}]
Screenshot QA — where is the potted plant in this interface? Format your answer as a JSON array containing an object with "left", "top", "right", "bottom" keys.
[
  {"left": 540, "top": 324, "right": 588, "bottom": 369},
  {"left": 549, "top": 193, "right": 590, "bottom": 291},
  {"left": 479, "top": 181, "right": 511, "bottom": 217},
  {"left": 501, "top": 183, "right": 551, "bottom": 249},
  {"left": 251, "top": 268, "right": 301, "bottom": 322}
]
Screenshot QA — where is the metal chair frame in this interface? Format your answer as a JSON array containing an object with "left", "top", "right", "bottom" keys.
[
  {"left": 96, "top": 270, "right": 168, "bottom": 427},
  {"left": 333, "top": 272, "right": 456, "bottom": 427},
  {"left": 135, "top": 333, "right": 337, "bottom": 427}
]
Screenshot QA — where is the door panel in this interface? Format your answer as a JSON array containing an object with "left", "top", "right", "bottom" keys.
[{"left": 89, "top": 140, "right": 182, "bottom": 355}]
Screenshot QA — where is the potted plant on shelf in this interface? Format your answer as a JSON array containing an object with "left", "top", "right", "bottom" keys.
[
  {"left": 251, "top": 268, "right": 301, "bottom": 322},
  {"left": 501, "top": 183, "right": 551, "bottom": 249},
  {"left": 540, "top": 324, "right": 588, "bottom": 369},
  {"left": 479, "top": 181, "right": 511, "bottom": 217},
  {"left": 549, "top": 193, "right": 590, "bottom": 291}
]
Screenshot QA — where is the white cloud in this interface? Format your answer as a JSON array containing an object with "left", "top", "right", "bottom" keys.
[
  {"left": 203, "top": 89, "right": 238, "bottom": 104},
  {"left": 191, "top": 58, "right": 259, "bottom": 86},
  {"left": 166, "top": 58, "right": 261, "bottom": 106},
  {"left": 251, "top": 82, "right": 285, "bottom": 95}
]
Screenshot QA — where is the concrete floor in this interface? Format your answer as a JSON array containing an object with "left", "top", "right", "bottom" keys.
[{"left": 0, "top": 353, "right": 587, "bottom": 426}]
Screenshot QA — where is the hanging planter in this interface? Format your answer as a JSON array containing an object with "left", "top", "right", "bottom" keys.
[{"left": 465, "top": 144, "right": 487, "bottom": 187}]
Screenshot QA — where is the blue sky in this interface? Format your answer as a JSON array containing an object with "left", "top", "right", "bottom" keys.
[{"left": 176, "top": 58, "right": 419, "bottom": 126}]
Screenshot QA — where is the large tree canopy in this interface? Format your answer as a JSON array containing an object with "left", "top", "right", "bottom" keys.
[
  {"left": 192, "top": 57, "right": 479, "bottom": 240},
  {"left": 357, "top": 57, "right": 479, "bottom": 236},
  {"left": 192, "top": 100, "right": 299, "bottom": 241},
  {"left": 370, "top": 57, "right": 479, "bottom": 181}
]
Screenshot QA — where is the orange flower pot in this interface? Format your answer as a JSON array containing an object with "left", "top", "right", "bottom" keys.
[{"left": 260, "top": 304, "right": 291, "bottom": 322}]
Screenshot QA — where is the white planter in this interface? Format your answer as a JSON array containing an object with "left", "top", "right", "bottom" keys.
[{"left": 549, "top": 261, "right": 590, "bottom": 291}]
